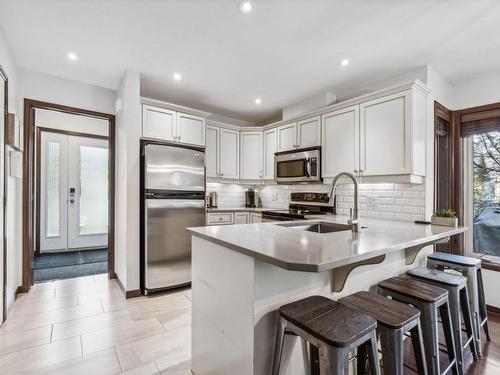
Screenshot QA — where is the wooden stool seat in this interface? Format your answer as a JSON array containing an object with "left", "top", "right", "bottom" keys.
[
  {"left": 273, "top": 295, "right": 381, "bottom": 375},
  {"left": 379, "top": 276, "right": 448, "bottom": 303},
  {"left": 379, "top": 276, "right": 459, "bottom": 375},
  {"left": 339, "top": 291, "right": 420, "bottom": 329},
  {"left": 407, "top": 267, "right": 467, "bottom": 287},
  {"left": 341, "top": 291, "right": 428, "bottom": 375},
  {"left": 428, "top": 252, "right": 481, "bottom": 268},
  {"left": 279, "top": 295, "right": 377, "bottom": 347}
]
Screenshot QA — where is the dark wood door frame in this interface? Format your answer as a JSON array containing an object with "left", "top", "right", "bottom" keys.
[
  {"left": 35, "top": 126, "right": 110, "bottom": 257},
  {"left": 1, "top": 65, "right": 8, "bottom": 321},
  {"left": 22, "top": 99, "right": 116, "bottom": 292}
]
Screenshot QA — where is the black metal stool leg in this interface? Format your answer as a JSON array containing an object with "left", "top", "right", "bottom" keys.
[{"left": 439, "top": 302, "right": 459, "bottom": 375}]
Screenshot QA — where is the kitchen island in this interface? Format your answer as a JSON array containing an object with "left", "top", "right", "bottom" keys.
[{"left": 187, "top": 216, "right": 466, "bottom": 375}]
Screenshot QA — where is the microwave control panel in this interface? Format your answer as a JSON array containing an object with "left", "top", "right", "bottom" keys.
[{"left": 310, "top": 157, "right": 318, "bottom": 176}]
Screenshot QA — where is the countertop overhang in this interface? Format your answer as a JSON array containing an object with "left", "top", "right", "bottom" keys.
[{"left": 188, "top": 215, "right": 467, "bottom": 272}]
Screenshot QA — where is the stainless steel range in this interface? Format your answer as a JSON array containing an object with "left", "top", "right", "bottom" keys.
[{"left": 261, "top": 192, "right": 335, "bottom": 222}]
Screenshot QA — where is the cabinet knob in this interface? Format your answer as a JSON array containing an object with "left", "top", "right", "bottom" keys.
[{"left": 354, "top": 170, "right": 359, "bottom": 174}]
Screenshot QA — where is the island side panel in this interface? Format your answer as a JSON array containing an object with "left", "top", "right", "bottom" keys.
[
  {"left": 253, "top": 260, "right": 330, "bottom": 375},
  {"left": 191, "top": 236, "right": 256, "bottom": 375}
]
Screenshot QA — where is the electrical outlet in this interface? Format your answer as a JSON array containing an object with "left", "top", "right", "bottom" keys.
[
  {"left": 272, "top": 190, "right": 278, "bottom": 201},
  {"left": 367, "top": 195, "right": 378, "bottom": 207}
]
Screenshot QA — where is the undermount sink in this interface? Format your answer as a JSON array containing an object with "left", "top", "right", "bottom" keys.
[{"left": 277, "top": 221, "right": 352, "bottom": 233}]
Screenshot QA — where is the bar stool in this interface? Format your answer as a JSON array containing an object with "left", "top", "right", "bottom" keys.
[
  {"left": 427, "top": 252, "right": 491, "bottom": 356},
  {"left": 379, "top": 276, "right": 459, "bottom": 375},
  {"left": 407, "top": 267, "right": 478, "bottom": 374},
  {"left": 272, "top": 295, "right": 380, "bottom": 375},
  {"left": 339, "top": 291, "right": 427, "bottom": 375}
]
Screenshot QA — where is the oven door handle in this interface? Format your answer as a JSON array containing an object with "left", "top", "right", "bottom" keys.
[{"left": 305, "top": 158, "right": 311, "bottom": 178}]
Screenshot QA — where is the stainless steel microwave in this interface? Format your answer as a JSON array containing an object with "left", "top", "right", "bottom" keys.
[{"left": 274, "top": 147, "right": 321, "bottom": 183}]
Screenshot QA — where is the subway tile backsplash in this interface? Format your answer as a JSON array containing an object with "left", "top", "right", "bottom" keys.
[{"left": 207, "top": 180, "right": 426, "bottom": 223}]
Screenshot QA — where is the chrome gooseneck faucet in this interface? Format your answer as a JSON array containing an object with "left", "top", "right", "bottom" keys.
[{"left": 327, "top": 172, "right": 360, "bottom": 232}]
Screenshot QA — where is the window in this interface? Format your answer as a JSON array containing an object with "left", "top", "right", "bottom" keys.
[{"left": 465, "top": 131, "right": 500, "bottom": 261}]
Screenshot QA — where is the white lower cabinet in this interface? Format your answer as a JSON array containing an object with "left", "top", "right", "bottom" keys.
[
  {"left": 207, "top": 211, "right": 262, "bottom": 225},
  {"left": 207, "top": 212, "right": 234, "bottom": 225},
  {"left": 234, "top": 212, "right": 250, "bottom": 224},
  {"left": 249, "top": 213, "right": 262, "bottom": 223},
  {"left": 240, "top": 132, "right": 263, "bottom": 180}
]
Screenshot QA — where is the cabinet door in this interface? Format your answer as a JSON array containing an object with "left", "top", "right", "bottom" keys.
[
  {"left": 176, "top": 112, "right": 205, "bottom": 146},
  {"left": 249, "top": 213, "right": 262, "bottom": 223},
  {"left": 205, "top": 125, "right": 219, "bottom": 178},
  {"left": 234, "top": 212, "right": 249, "bottom": 224},
  {"left": 277, "top": 122, "right": 297, "bottom": 152},
  {"left": 297, "top": 116, "right": 321, "bottom": 148},
  {"left": 322, "top": 106, "right": 359, "bottom": 178},
  {"left": 142, "top": 105, "right": 176, "bottom": 141},
  {"left": 240, "top": 132, "right": 263, "bottom": 180},
  {"left": 219, "top": 128, "right": 240, "bottom": 179},
  {"left": 263, "top": 128, "right": 277, "bottom": 180},
  {"left": 360, "top": 91, "right": 411, "bottom": 175}
]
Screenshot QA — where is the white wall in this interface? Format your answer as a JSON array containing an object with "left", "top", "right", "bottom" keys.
[
  {"left": 0, "top": 26, "right": 21, "bottom": 314},
  {"left": 115, "top": 70, "right": 141, "bottom": 292},
  {"left": 35, "top": 108, "right": 109, "bottom": 137},
  {"left": 453, "top": 73, "right": 500, "bottom": 110},
  {"left": 19, "top": 68, "right": 115, "bottom": 115}
]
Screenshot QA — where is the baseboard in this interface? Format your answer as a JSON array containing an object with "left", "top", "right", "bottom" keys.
[
  {"left": 114, "top": 273, "right": 142, "bottom": 299},
  {"left": 487, "top": 304, "right": 500, "bottom": 315},
  {"left": 126, "top": 289, "right": 142, "bottom": 298}
]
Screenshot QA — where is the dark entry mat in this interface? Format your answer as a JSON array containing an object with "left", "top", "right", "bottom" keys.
[{"left": 34, "top": 262, "right": 108, "bottom": 283}]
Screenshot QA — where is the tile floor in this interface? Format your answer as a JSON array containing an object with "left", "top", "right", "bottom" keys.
[{"left": 0, "top": 275, "right": 191, "bottom": 375}]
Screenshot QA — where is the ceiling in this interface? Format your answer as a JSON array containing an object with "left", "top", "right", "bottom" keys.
[{"left": 1, "top": 0, "right": 499, "bottom": 123}]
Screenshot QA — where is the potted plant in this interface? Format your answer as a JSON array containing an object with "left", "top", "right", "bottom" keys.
[{"left": 431, "top": 208, "right": 458, "bottom": 227}]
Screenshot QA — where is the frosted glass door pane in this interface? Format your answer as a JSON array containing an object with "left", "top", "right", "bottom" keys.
[
  {"left": 46, "top": 142, "right": 60, "bottom": 237},
  {"left": 79, "top": 146, "right": 108, "bottom": 235}
]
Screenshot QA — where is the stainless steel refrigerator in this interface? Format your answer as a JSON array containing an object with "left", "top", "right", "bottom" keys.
[{"left": 141, "top": 141, "right": 205, "bottom": 294}]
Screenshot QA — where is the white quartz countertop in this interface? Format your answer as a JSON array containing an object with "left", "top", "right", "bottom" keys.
[{"left": 187, "top": 216, "right": 467, "bottom": 272}]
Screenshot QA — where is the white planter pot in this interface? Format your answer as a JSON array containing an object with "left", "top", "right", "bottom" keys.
[{"left": 431, "top": 216, "right": 458, "bottom": 227}]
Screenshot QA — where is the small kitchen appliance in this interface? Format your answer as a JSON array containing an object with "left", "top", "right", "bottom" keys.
[{"left": 274, "top": 146, "right": 321, "bottom": 183}]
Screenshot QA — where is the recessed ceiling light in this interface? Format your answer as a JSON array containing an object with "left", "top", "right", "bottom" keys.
[
  {"left": 255, "top": 98, "right": 262, "bottom": 105},
  {"left": 238, "top": 1, "right": 255, "bottom": 14},
  {"left": 173, "top": 73, "right": 182, "bottom": 81},
  {"left": 340, "top": 58, "right": 350, "bottom": 67},
  {"left": 67, "top": 52, "right": 78, "bottom": 61}
]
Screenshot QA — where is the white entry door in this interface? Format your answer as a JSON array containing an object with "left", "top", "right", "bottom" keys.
[{"left": 40, "top": 132, "right": 109, "bottom": 252}]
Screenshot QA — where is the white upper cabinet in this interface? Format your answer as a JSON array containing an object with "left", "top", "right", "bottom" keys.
[
  {"left": 240, "top": 132, "right": 263, "bottom": 180},
  {"left": 176, "top": 112, "right": 205, "bottom": 146},
  {"left": 205, "top": 125, "right": 219, "bottom": 178},
  {"left": 219, "top": 128, "right": 240, "bottom": 179},
  {"left": 277, "top": 122, "right": 297, "bottom": 152},
  {"left": 142, "top": 105, "right": 176, "bottom": 142},
  {"left": 263, "top": 128, "right": 277, "bottom": 180},
  {"left": 277, "top": 116, "right": 321, "bottom": 152},
  {"left": 322, "top": 106, "right": 359, "bottom": 178},
  {"left": 142, "top": 104, "right": 206, "bottom": 146},
  {"left": 297, "top": 116, "right": 321, "bottom": 148},
  {"left": 359, "top": 91, "right": 411, "bottom": 176}
]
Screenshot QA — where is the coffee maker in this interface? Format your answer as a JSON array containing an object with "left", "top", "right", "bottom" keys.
[{"left": 245, "top": 188, "right": 257, "bottom": 208}]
